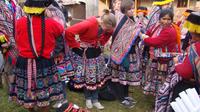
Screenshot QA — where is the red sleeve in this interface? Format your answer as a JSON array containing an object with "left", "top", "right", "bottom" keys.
[
  {"left": 176, "top": 21, "right": 181, "bottom": 27},
  {"left": 146, "top": 28, "right": 152, "bottom": 36},
  {"left": 51, "top": 19, "right": 64, "bottom": 38},
  {"left": 175, "top": 55, "right": 194, "bottom": 79},
  {"left": 65, "top": 21, "right": 90, "bottom": 48},
  {"left": 99, "top": 31, "right": 112, "bottom": 46},
  {"left": 144, "top": 28, "right": 175, "bottom": 47}
]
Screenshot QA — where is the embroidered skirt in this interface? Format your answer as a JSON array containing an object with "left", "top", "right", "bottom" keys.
[
  {"left": 55, "top": 52, "right": 74, "bottom": 81},
  {"left": 71, "top": 52, "right": 110, "bottom": 90},
  {"left": 9, "top": 56, "right": 64, "bottom": 108},
  {"left": 155, "top": 72, "right": 181, "bottom": 112},
  {"left": 110, "top": 49, "right": 142, "bottom": 86},
  {"left": 143, "top": 59, "right": 174, "bottom": 96}
]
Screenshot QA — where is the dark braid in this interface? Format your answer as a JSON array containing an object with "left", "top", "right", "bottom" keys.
[
  {"left": 27, "top": 15, "right": 37, "bottom": 57},
  {"left": 26, "top": 13, "right": 45, "bottom": 58},
  {"left": 40, "top": 13, "right": 45, "bottom": 56}
]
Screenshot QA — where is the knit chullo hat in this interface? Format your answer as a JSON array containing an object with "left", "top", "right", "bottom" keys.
[
  {"left": 183, "top": 9, "right": 195, "bottom": 17},
  {"left": 184, "top": 12, "right": 200, "bottom": 34},
  {"left": 152, "top": 0, "right": 174, "bottom": 6},
  {"left": 137, "top": 6, "right": 148, "bottom": 16},
  {"left": 23, "top": 0, "right": 54, "bottom": 14}
]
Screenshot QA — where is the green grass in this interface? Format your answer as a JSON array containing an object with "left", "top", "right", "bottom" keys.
[{"left": 0, "top": 87, "right": 154, "bottom": 112}]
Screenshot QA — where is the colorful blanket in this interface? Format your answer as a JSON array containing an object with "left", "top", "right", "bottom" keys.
[
  {"left": 111, "top": 11, "right": 141, "bottom": 64},
  {"left": 146, "top": 6, "right": 160, "bottom": 30}
]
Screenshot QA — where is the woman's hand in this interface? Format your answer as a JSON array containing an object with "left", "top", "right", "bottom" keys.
[{"left": 140, "top": 32, "right": 149, "bottom": 40}]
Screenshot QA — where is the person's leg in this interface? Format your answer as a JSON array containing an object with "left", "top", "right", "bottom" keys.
[
  {"left": 124, "top": 85, "right": 129, "bottom": 98},
  {"left": 113, "top": 82, "right": 126, "bottom": 101},
  {"left": 91, "top": 89, "right": 104, "bottom": 109},
  {"left": 62, "top": 81, "right": 67, "bottom": 100},
  {"left": 0, "top": 72, "right": 2, "bottom": 88},
  {"left": 91, "top": 89, "right": 99, "bottom": 103},
  {"left": 84, "top": 88, "right": 93, "bottom": 109},
  {"left": 53, "top": 81, "right": 68, "bottom": 108}
]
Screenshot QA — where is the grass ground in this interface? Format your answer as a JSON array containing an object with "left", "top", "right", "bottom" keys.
[{"left": 0, "top": 86, "right": 154, "bottom": 112}]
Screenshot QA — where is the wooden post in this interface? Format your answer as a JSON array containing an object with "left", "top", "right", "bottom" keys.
[
  {"left": 135, "top": 0, "right": 137, "bottom": 16},
  {"left": 106, "top": 0, "right": 108, "bottom": 7},
  {"left": 187, "top": 0, "right": 190, "bottom": 8}
]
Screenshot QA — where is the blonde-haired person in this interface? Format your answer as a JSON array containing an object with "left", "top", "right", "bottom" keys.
[
  {"left": 111, "top": 0, "right": 121, "bottom": 13},
  {"left": 65, "top": 10, "right": 116, "bottom": 110},
  {"left": 109, "top": 0, "right": 142, "bottom": 108}
]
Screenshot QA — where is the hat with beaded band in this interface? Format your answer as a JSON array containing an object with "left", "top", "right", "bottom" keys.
[
  {"left": 184, "top": 12, "right": 200, "bottom": 34},
  {"left": 23, "top": 0, "right": 54, "bottom": 14},
  {"left": 152, "top": 0, "right": 174, "bottom": 6}
]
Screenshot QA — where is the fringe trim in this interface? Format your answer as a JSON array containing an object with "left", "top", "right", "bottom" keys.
[
  {"left": 153, "top": 0, "right": 174, "bottom": 6},
  {"left": 184, "top": 21, "right": 200, "bottom": 34},
  {"left": 183, "top": 12, "right": 190, "bottom": 17},
  {"left": 136, "top": 10, "right": 148, "bottom": 16},
  {"left": 23, "top": 6, "right": 45, "bottom": 14},
  {"left": 172, "top": 24, "right": 181, "bottom": 52}
]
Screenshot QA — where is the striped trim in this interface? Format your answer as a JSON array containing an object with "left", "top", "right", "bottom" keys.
[{"left": 23, "top": 6, "right": 45, "bottom": 14}]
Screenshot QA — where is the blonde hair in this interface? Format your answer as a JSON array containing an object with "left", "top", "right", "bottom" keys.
[{"left": 101, "top": 9, "right": 116, "bottom": 28}]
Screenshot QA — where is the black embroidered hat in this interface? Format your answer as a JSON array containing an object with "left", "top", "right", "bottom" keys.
[
  {"left": 23, "top": 0, "right": 54, "bottom": 14},
  {"left": 184, "top": 12, "right": 200, "bottom": 34}
]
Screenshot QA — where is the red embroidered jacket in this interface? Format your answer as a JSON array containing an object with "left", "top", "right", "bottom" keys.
[
  {"left": 65, "top": 17, "right": 112, "bottom": 48},
  {"left": 15, "top": 16, "right": 64, "bottom": 59}
]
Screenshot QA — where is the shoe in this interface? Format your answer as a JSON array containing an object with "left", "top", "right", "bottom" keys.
[
  {"left": 124, "top": 97, "right": 137, "bottom": 104},
  {"left": 93, "top": 102, "right": 104, "bottom": 110},
  {"left": 121, "top": 100, "right": 135, "bottom": 108},
  {"left": 86, "top": 99, "right": 93, "bottom": 109},
  {"left": 53, "top": 100, "right": 63, "bottom": 108},
  {"left": 53, "top": 99, "right": 68, "bottom": 108}
]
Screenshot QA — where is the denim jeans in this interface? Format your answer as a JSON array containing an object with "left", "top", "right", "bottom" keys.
[
  {"left": 62, "top": 81, "right": 67, "bottom": 99},
  {"left": 84, "top": 88, "right": 99, "bottom": 103}
]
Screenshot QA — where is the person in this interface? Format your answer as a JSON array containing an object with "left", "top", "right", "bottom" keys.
[
  {"left": 45, "top": 3, "right": 73, "bottom": 109},
  {"left": 135, "top": 6, "right": 149, "bottom": 86},
  {"left": 142, "top": 0, "right": 175, "bottom": 86},
  {"left": 111, "top": 0, "right": 121, "bottom": 14},
  {"left": 109, "top": 0, "right": 141, "bottom": 108},
  {"left": 155, "top": 11, "right": 200, "bottom": 112},
  {"left": 65, "top": 10, "right": 116, "bottom": 109},
  {"left": 142, "top": 9, "right": 180, "bottom": 96},
  {"left": 0, "top": 0, "right": 24, "bottom": 91},
  {"left": 176, "top": 9, "right": 194, "bottom": 52},
  {"left": 146, "top": 0, "right": 174, "bottom": 31},
  {"left": 9, "top": 0, "right": 64, "bottom": 111},
  {"left": 136, "top": 6, "right": 148, "bottom": 31}
]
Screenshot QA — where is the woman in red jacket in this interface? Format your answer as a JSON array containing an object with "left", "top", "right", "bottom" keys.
[
  {"left": 9, "top": 0, "right": 64, "bottom": 111},
  {"left": 65, "top": 10, "right": 116, "bottom": 109},
  {"left": 142, "top": 9, "right": 179, "bottom": 96},
  {"left": 155, "top": 11, "right": 200, "bottom": 112}
]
